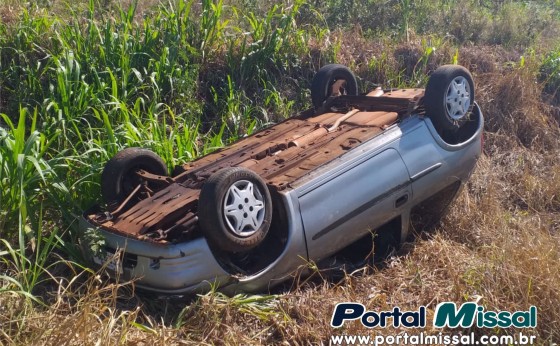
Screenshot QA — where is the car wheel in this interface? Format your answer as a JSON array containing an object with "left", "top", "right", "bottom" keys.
[
  {"left": 424, "top": 65, "right": 475, "bottom": 132},
  {"left": 311, "top": 64, "right": 358, "bottom": 109},
  {"left": 199, "top": 167, "right": 272, "bottom": 253},
  {"left": 101, "top": 147, "right": 168, "bottom": 204}
]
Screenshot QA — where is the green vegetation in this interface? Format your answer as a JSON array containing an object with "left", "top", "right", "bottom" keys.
[
  {"left": 1, "top": 0, "right": 559, "bottom": 344},
  {"left": 541, "top": 47, "right": 560, "bottom": 102}
]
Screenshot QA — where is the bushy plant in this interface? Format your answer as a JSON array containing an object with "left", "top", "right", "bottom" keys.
[{"left": 540, "top": 48, "right": 560, "bottom": 103}]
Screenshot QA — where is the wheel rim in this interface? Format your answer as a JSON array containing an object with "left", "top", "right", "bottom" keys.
[
  {"left": 223, "top": 180, "right": 266, "bottom": 237},
  {"left": 445, "top": 76, "right": 471, "bottom": 121}
]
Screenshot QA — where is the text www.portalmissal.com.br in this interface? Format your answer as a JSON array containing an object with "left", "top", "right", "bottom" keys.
[{"left": 329, "top": 332, "right": 537, "bottom": 346}]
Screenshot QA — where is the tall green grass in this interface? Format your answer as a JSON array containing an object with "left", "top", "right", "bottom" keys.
[{"left": 0, "top": 108, "right": 68, "bottom": 298}]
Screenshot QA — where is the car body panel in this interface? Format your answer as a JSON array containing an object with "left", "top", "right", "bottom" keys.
[{"left": 299, "top": 148, "right": 411, "bottom": 261}]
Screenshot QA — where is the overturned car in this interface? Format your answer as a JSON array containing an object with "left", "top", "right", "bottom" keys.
[{"left": 80, "top": 64, "right": 483, "bottom": 294}]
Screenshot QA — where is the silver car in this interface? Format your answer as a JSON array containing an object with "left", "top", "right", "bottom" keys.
[{"left": 80, "top": 64, "right": 483, "bottom": 294}]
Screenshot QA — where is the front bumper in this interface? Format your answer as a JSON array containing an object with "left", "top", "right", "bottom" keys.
[{"left": 79, "top": 214, "right": 233, "bottom": 294}]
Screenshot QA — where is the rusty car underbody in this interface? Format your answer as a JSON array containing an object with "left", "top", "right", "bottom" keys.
[{"left": 87, "top": 88, "right": 424, "bottom": 244}]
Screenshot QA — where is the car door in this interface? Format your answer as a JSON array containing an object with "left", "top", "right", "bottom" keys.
[{"left": 299, "top": 147, "right": 412, "bottom": 261}]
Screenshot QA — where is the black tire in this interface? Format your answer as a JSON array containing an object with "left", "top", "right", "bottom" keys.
[
  {"left": 311, "top": 64, "right": 358, "bottom": 109},
  {"left": 101, "top": 147, "right": 167, "bottom": 204},
  {"left": 424, "top": 65, "right": 475, "bottom": 132},
  {"left": 198, "top": 167, "right": 273, "bottom": 253}
]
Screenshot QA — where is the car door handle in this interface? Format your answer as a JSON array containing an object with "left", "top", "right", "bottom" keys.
[
  {"left": 410, "top": 163, "right": 442, "bottom": 182},
  {"left": 395, "top": 194, "right": 409, "bottom": 208}
]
